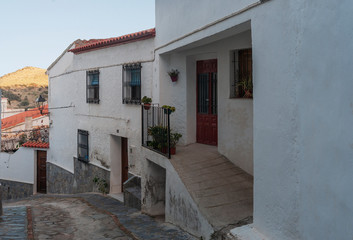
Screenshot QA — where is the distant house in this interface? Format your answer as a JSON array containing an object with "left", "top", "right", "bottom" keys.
[
  {"left": 47, "top": 29, "right": 155, "bottom": 194},
  {"left": 1, "top": 97, "right": 25, "bottom": 119},
  {"left": 1, "top": 105, "right": 49, "bottom": 151}
]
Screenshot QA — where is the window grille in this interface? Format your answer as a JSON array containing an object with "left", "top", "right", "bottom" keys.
[
  {"left": 230, "top": 49, "right": 253, "bottom": 98},
  {"left": 122, "top": 63, "right": 141, "bottom": 104},
  {"left": 77, "top": 129, "right": 89, "bottom": 162},
  {"left": 87, "top": 70, "right": 100, "bottom": 103}
]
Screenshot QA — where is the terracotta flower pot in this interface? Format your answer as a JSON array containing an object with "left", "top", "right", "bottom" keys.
[
  {"left": 170, "top": 147, "right": 176, "bottom": 155},
  {"left": 170, "top": 75, "right": 178, "bottom": 82},
  {"left": 143, "top": 103, "right": 151, "bottom": 110}
]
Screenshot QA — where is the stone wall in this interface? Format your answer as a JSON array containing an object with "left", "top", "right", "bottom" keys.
[
  {"left": 47, "top": 158, "right": 110, "bottom": 194},
  {"left": 0, "top": 179, "right": 33, "bottom": 200}
]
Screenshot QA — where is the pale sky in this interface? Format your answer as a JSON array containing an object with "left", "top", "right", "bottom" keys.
[{"left": 0, "top": 0, "right": 155, "bottom": 77}]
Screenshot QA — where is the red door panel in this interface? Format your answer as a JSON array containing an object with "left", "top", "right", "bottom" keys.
[
  {"left": 37, "top": 150, "right": 47, "bottom": 193},
  {"left": 121, "top": 138, "right": 128, "bottom": 189},
  {"left": 197, "top": 59, "right": 217, "bottom": 146}
]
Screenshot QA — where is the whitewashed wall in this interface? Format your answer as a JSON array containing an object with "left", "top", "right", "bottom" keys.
[
  {"left": 156, "top": 0, "right": 353, "bottom": 239},
  {"left": 0, "top": 148, "right": 35, "bottom": 184},
  {"left": 155, "top": 0, "right": 257, "bottom": 48},
  {"left": 158, "top": 31, "right": 254, "bottom": 175},
  {"left": 48, "top": 38, "right": 155, "bottom": 176}
]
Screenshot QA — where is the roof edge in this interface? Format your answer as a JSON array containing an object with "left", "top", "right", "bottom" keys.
[{"left": 69, "top": 28, "right": 155, "bottom": 54}]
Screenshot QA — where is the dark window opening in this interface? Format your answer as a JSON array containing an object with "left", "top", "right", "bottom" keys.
[
  {"left": 87, "top": 70, "right": 100, "bottom": 103},
  {"left": 78, "top": 129, "right": 89, "bottom": 162},
  {"left": 123, "top": 63, "right": 141, "bottom": 104},
  {"left": 230, "top": 49, "right": 253, "bottom": 98}
]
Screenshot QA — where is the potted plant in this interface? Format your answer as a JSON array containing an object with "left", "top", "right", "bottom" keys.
[
  {"left": 170, "top": 132, "right": 182, "bottom": 155},
  {"left": 162, "top": 105, "right": 175, "bottom": 114},
  {"left": 168, "top": 69, "right": 179, "bottom": 82},
  {"left": 141, "top": 96, "right": 152, "bottom": 110},
  {"left": 236, "top": 76, "right": 253, "bottom": 98},
  {"left": 147, "top": 125, "right": 168, "bottom": 152}
]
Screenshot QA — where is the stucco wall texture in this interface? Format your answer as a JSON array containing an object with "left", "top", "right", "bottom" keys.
[
  {"left": 48, "top": 38, "right": 155, "bottom": 181},
  {"left": 156, "top": 0, "right": 353, "bottom": 239}
]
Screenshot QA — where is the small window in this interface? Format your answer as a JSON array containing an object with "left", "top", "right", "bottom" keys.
[
  {"left": 122, "top": 63, "right": 141, "bottom": 104},
  {"left": 77, "top": 129, "right": 89, "bottom": 162},
  {"left": 87, "top": 70, "right": 100, "bottom": 103},
  {"left": 230, "top": 49, "right": 253, "bottom": 98}
]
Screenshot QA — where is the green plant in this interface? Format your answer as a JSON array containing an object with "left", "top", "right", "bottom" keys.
[
  {"left": 162, "top": 105, "right": 175, "bottom": 113},
  {"left": 93, "top": 177, "right": 109, "bottom": 194},
  {"left": 167, "top": 69, "right": 179, "bottom": 77},
  {"left": 236, "top": 76, "right": 253, "bottom": 98},
  {"left": 141, "top": 96, "right": 152, "bottom": 104},
  {"left": 148, "top": 125, "right": 168, "bottom": 149},
  {"left": 170, "top": 132, "right": 182, "bottom": 148}
]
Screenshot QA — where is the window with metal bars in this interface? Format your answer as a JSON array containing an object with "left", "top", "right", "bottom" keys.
[
  {"left": 77, "top": 129, "right": 89, "bottom": 162},
  {"left": 86, "top": 70, "right": 100, "bottom": 103},
  {"left": 122, "top": 63, "right": 141, "bottom": 104},
  {"left": 230, "top": 49, "right": 253, "bottom": 98}
]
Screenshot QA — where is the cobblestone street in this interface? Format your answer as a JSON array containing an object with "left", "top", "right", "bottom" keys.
[{"left": 1, "top": 194, "right": 196, "bottom": 240}]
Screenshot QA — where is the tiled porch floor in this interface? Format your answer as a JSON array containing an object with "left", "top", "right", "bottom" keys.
[{"left": 170, "top": 143, "right": 253, "bottom": 230}]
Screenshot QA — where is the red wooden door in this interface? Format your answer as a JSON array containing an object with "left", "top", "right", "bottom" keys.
[
  {"left": 197, "top": 59, "right": 217, "bottom": 145},
  {"left": 121, "top": 138, "right": 129, "bottom": 189},
  {"left": 37, "top": 150, "right": 47, "bottom": 193}
]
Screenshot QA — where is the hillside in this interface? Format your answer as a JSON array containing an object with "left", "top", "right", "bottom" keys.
[
  {"left": 0, "top": 67, "right": 48, "bottom": 88},
  {"left": 0, "top": 67, "right": 48, "bottom": 109}
]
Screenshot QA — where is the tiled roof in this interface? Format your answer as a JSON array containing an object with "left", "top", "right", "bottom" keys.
[
  {"left": 69, "top": 28, "right": 156, "bottom": 54},
  {"left": 1, "top": 105, "right": 48, "bottom": 130},
  {"left": 22, "top": 141, "right": 49, "bottom": 149}
]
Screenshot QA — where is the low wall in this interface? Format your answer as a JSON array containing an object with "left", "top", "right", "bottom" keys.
[
  {"left": 47, "top": 158, "right": 110, "bottom": 194},
  {"left": 0, "top": 179, "right": 33, "bottom": 200},
  {"left": 0, "top": 148, "right": 35, "bottom": 184}
]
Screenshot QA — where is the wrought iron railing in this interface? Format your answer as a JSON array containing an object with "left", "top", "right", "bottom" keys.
[{"left": 141, "top": 104, "right": 171, "bottom": 159}]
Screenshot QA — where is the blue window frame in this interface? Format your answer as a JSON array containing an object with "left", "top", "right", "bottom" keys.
[{"left": 122, "top": 63, "right": 141, "bottom": 104}]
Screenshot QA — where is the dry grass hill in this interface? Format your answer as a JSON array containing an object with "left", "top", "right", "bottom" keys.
[{"left": 0, "top": 67, "right": 48, "bottom": 109}]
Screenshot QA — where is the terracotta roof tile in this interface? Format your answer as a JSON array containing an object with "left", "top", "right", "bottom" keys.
[
  {"left": 70, "top": 28, "right": 155, "bottom": 54},
  {"left": 1, "top": 105, "right": 48, "bottom": 130},
  {"left": 22, "top": 141, "right": 49, "bottom": 149}
]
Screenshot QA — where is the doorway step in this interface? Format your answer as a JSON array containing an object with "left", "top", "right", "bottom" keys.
[{"left": 123, "top": 175, "right": 141, "bottom": 210}]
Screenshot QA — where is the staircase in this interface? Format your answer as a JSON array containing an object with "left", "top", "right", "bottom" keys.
[{"left": 170, "top": 144, "right": 253, "bottom": 236}]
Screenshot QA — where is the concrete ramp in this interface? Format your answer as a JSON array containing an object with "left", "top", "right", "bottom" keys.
[{"left": 170, "top": 144, "right": 253, "bottom": 232}]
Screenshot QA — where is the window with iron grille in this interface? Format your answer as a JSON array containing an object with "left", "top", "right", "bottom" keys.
[
  {"left": 122, "top": 63, "right": 141, "bottom": 104},
  {"left": 86, "top": 70, "right": 100, "bottom": 103},
  {"left": 230, "top": 49, "right": 253, "bottom": 98},
  {"left": 77, "top": 129, "right": 89, "bottom": 162}
]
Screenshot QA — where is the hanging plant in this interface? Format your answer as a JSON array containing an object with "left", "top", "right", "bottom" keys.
[{"left": 168, "top": 69, "right": 179, "bottom": 82}]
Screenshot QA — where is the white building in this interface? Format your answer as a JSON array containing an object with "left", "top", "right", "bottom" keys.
[
  {"left": 1, "top": 97, "right": 25, "bottom": 119},
  {"left": 138, "top": 0, "right": 353, "bottom": 240},
  {"left": 46, "top": 29, "right": 155, "bottom": 194},
  {"left": 46, "top": 1, "right": 353, "bottom": 239}
]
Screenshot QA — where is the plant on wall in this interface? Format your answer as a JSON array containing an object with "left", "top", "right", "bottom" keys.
[
  {"left": 167, "top": 69, "right": 179, "bottom": 82},
  {"left": 93, "top": 177, "right": 109, "bottom": 194}
]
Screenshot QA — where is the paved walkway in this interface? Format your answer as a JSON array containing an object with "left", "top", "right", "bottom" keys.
[
  {"left": 0, "top": 206, "right": 28, "bottom": 239},
  {"left": 2, "top": 193, "right": 196, "bottom": 240}
]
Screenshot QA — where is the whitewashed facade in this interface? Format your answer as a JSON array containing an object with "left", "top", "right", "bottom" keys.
[{"left": 47, "top": 30, "right": 155, "bottom": 194}]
